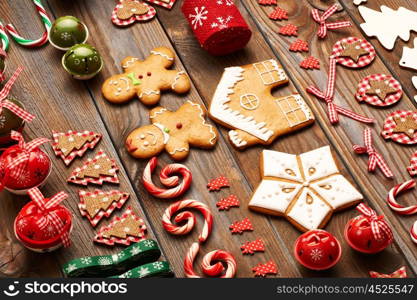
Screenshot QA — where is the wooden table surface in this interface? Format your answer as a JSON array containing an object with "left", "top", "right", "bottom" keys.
[{"left": 1, "top": 0, "right": 417, "bottom": 278}]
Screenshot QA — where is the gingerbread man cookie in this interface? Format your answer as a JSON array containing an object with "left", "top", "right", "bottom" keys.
[
  {"left": 209, "top": 60, "right": 314, "bottom": 149},
  {"left": 126, "top": 101, "right": 218, "bottom": 161},
  {"left": 102, "top": 47, "right": 191, "bottom": 106}
]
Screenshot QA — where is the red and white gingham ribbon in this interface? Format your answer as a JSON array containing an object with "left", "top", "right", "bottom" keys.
[
  {"left": 6, "top": 131, "right": 49, "bottom": 179},
  {"left": 311, "top": 4, "right": 351, "bottom": 39},
  {"left": 28, "top": 187, "right": 71, "bottom": 247},
  {"left": 307, "top": 58, "right": 374, "bottom": 124},
  {"left": 353, "top": 129, "right": 394, "bottom": 178},
  {"left": 356, "top": 203, "right": 393, "bottom": 242},
  {"left": 0, "top": 67, "right": 35, "bottom": 122}
]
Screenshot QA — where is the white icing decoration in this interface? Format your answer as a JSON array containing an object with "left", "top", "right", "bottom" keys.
[
  {"left": 150, "top": 108, "right": 167, "bottom": 119},
  {"left": 150, "top": 50, "right": 174, "bottom": 61},
  {"left": 249, "top": 146, "right": 363, "bottom": 231},
  {"left": 153, "top": 123, "right": 170, "bottom": 145},
  {"left": 187, "top": 101, "right": 217, "bottom": 145},
  {"left": 171, "top": 71, "right": 186, "bottom": 89},
  {"left": 122, "top": 57, "right": 139, "bottom": 69},
  {"left": 229, "top": 130, "right": 248, "bottom": 148},
  {"left": 400, "top": 37, "right": 417, "bottom": 71},
  {"left": 240, "top": 94, "right": 260, "bottom": 110},
  {"left": 412, "top": 76, "right": 417, "bottom": 102},
  {"left": 168, "top": 147, "right": 188, "bottom": 155},
  {"left": 275, "top": 95, "right": 312, "bottom": 127},
  {"left": 253, "top": 60, "right": 288, "bottom": 86},
  {"left": 139, "top": 90, "right": 160, "bottom": 99},
  {"left": 353, "top": 0, "right": 367, "bottom": 5}
]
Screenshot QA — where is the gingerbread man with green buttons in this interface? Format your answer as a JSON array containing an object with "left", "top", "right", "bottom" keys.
[{"left": 102, "top": 47, "right": 191, "bottom": 106}]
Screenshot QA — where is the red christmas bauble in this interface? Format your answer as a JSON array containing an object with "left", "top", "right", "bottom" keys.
[
  {"left": 344, "top": 215, "right": 392, "bottom": 254},
  {"left": 0, "top": 145, "right": 51, "bottom": 191},
  {"left": 294, "top": 229, "right": 342, "bottom": 271},
  {"left": 14, "top": 200, "right": 72, "bottom": 252}
]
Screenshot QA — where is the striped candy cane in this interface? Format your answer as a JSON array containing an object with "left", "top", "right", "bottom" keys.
[
  {"left": 411, "top": 221, "right": 417, "bottom": 245},
  {"left": 387, "top": 180, "right": 417, "bottom": 215},
  {"left": 6, "top": 0, "right": 52, "bottom": 48},
  {"left": 0, "top": 21, "right": 9, "bottom": 52}
]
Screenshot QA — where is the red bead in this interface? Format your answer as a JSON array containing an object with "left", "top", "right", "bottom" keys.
[
  {"left": 147, "top": 72, "right": 152, "bottom": 76},
  {"left": 344, "top": 215, "right": 392, "bottom": 254},
  {"left": 176, "top": 123, "right": 183, "bottom": 129},
  {"left": 138, "top": 75, "right": 143, "bottom": 79},
  {"left": 294, "top": 229, "right": 342, "bottom": 271},
  {"left": 0, "top": 145, "right": 51, "bottom": 191}
]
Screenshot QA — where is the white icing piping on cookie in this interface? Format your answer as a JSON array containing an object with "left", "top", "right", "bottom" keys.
[
  {"left": 171, "top": 71, "right": 186, "bottom": 89},
  {"left": 151, "top": 50, "right": 174, "bottom": 61},
  {"left": 122, "top": 57, "right": 139, "bottom": 69},
  {"left": 187, "top": 100, "right": 217, "bottom": 145},
  {"left": 209, "top": 66, "right": 274, "bottom": 142},
  {"left": 139, "top": 90, "right": 160, "bottom": 98},
  {"left": 153, "top": 123, "right": 170, "bottom": 144},
  {"left": 150, "top": 108, "right": 167, "bottom": 119},
  {"left": 229, "top": 130, "right": 248, "bottom": 148},
  {"left": 168, "top": 148, "right": 188, "bottom": 155},
  {"left": 294, "top": 94, "right": 313, "bottom": 121}
]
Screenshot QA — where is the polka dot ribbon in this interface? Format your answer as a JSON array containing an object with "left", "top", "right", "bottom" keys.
[
  {"left": 353, "top": 129, "right": 394, "bottom": 178},
  {"left": 6, "top": 131, "right": 50, "bottom": 180},
  {"left": 0, "top": 67, "right": 36, "bottom": 122},
  {"left": 311, "top": 4, "right": 351, "bottom": 39},
  {"left": 356, "top": 203, "right": 393, "bottom": 242},
  {"left": 28, "top": 187, "right": 71, "bottom": 247}
]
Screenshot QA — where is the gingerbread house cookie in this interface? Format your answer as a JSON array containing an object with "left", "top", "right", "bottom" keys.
[{"left": 209, "top": 59, "right": 314, "bottom": 149}]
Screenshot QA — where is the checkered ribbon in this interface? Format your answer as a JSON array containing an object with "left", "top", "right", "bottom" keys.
[
  {"left": 356, "top": 203, "right": 393, "bottom": 242},
  {"left": 307, "top": 58, "right": 374, "bottom": 124},
  {"left": 6, "top": 131, "right": 49, "bottom": 179},
  {"left": 0, "top": 48, "right": 6, "bottom": 82},
  {"left": 28, "top": 187, "right": 71, "bottom": 247},
  {"left": 0, "top": 67, "right": 35, "bottom": 122},
  {"left": 311, "top": 4, "right": 351, "bottom": 38},
  {"left": 353, "top": 129, "right": 394, "bottom": 178}
]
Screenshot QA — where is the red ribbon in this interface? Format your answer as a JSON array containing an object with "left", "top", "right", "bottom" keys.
[
  {"left": 27, "top": 187, "right": 71, "bottom": 247},
  {"left": 5, "top": 130, "right": 49, "bottom": 180},
  {"left": 0, "top": 48, "right": 6, "bottom": 82},
  {"left": 353, "top": 129, "right": 394, "bottom": 178},
  {"left": 307, "top": 58, "right": 374, "bottom": 124},
  {"left": 311, "top": 4, "right": 351, "bottom": 38},
  {"left": 0, "top": 66, "right": 35, "bottom": 123},
  {"left": 356, "top": 203, "right": 393, "bottom": 242}
]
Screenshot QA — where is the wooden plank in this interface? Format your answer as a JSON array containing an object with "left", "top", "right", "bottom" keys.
[
  {"left": 46, "top": 0, "right": 302, "bottom": 278},
  {"left": 156, "top": 1, "right": 415, "bottom": 276},
  {"left": 0, "top": 0, "right": 161, "bottom": 278},
  {"left": 236, "top": 0, "right": 417, "bottom": 273}
]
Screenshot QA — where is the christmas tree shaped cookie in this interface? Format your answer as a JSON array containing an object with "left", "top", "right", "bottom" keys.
[
  {"left": 68, "top": 150, "right": 119, "bottom": 186},
  {"left": 94, "top": 207, "right": 147, "bottom": 246},
  {"left": 52, "top": 130, "right": 102, "bottom": 165},
  {"left": 78, "top": 190, "right": 130, "bottom": 227}
]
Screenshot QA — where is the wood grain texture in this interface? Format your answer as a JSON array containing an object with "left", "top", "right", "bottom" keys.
[{"left": 0, "top": 0, "right": 415, "bottom": 278}]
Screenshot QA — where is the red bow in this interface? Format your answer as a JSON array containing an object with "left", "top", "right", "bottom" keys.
[
  {"left": 307, "top": 58, "right": 374, "bottom": 124},
  {"left": 0, "top": 67, "right": 35, "bottom": 122},
  {"left": 311, "top": 4, "right": 351, "bottom": 38},
  {"left": 6, "top": 131, "right": 50, "bottom": 180},
  {"left": 27, "top": 187, "right": 71, "bottom": 247},
  {"left": 353, "top": 129, "right": 394, "bottom": 178},
  {"left": 356, "top": 203, "right": 393, "bottom": 242}
]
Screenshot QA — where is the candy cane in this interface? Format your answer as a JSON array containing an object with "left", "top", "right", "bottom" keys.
[
  {"left": 184, "top": 242, "right": 237, "bottom": 278},
  {"left": 162, "top": 199, "right": 213, "bottom": 243},
  {"left": 387, "top": 180, "right": 417, "bottom": 215},
  {"left": 5, "top": 0, "right": 52, "bottom": 48},
  {"left": 0, "top": 21, "right": 9, "bottom": 52},
  {"left": 411, "top": 221, "right": 417, "bottom": 245},
  {"left": 143, "top": 157, "right": 192, "bottom": 199}
]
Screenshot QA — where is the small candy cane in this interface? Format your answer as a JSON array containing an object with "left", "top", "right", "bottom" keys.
[
  {"left": 387, "top": 180, "right": 417, "bottom": 215},
  {"left": 411, "top": 221, "right": 417, "bottom": 245},
  {"left": 6, "top": 0, "right": 52, "bottom": 48},
  {"left": 0, "top": 21, "right": 9, "bottom": 52}
]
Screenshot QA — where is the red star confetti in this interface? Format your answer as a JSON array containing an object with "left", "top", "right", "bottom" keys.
[
  {"left": 300, "top": 56, "right": 320, "bottom": 70},
  {"left": 252, "top": 260, "right": 278, "bottom": 277},
  {"left": 230, "top": 217, "right": 254, "bottom": 234},
  {"left": 216, "top": 195, "right": 240, "bottom": 211},
  {"left": 369, "top": 266, "right": 407, "bottom": 278},
  {"left": 279, "top": 24, "right": 298, "bottom": 36},
  {"left": 207, "top": 176, "right": 230, "bottom": 191},
  {"left": 241, "top": 238, "right": 265, "bottom": 255},
  {"left": 269, "top": 7, "right": 288, "bottom": 21},
  {"left": 290, "top": 39, "right": 309, "bottom": 52},
  {"left": 258, "top": 0, "right": 277, "bottom": 5}
]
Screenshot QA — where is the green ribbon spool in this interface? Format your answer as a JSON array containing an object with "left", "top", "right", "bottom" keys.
[
  {"left": 63, "top": 239, "right": 162, "bottom": 278},
  {"left": 110, "top": 261, "right": 174, "bottom": 278}
]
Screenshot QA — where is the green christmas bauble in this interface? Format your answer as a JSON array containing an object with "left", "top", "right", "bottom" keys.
[
  {"left": 49, "top": 16, "right": 89, "bottom": 51},
  {"left": 0, "top": 97, "right": 25, "bottom": 138},
  {"left": 62, "top": 44, "right": 103, "bottom": 80}
]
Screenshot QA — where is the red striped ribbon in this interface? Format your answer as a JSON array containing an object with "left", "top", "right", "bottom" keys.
[
  {"left": 311, "top": 4, "right": 351, "bottom": 39},
  {"left": 307, "top": 58, "right": 374, "bottom": 124},
  {"left": 0, "top": 67, "right": 35, "bottom": 122},
  {"left": 28, "top": 187, "right": 71, "bottom": 247},
  {"left": 356, "top": 203, "right": 393, "bottom": 242},
  {"left": 353, "top": 129, "right": 394, "bottom": 178}
]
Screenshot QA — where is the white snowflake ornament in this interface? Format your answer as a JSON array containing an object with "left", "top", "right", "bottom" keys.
[
  {"left": 249, "top": 146, "right": 363, "bottom": 231},
  {"left": 189, "top": 6, "right": 208, "bottom": 29}
]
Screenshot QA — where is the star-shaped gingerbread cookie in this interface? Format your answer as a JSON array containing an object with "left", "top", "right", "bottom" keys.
[
  {"left": 340, "top": 41, "right": 369, "bottom": 62},
  {"left": 366, "top": 79, "right": 397, "bottom": 101},
  {"left": 102, "top": 47, "right": 191, "bottom": 106},
  {"left": 393, "top": 115, "right": 417, "bottom": 138}
]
